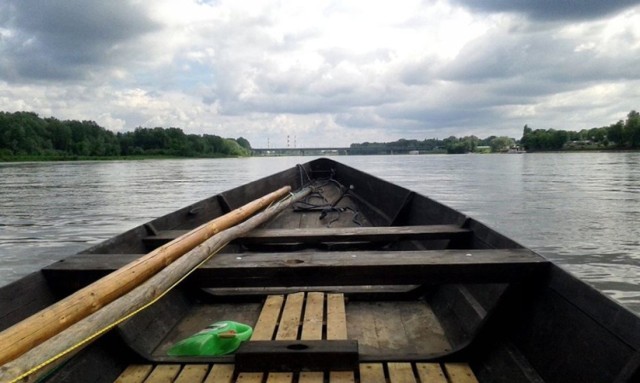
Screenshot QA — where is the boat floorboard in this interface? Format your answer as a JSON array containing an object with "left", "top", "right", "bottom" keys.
[
  {"left": 153, "top": 292, "right": 450, "bottom": 359},
  {"left": 114, "top": 362, "right": 479, "bottom": 383},
  {"left": 117, "top": 292, "right": 477, "bottom": 382}
]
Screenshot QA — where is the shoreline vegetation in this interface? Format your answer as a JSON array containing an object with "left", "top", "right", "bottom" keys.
[
  {"left": 1, "top": 109, "right": 639, "bottom": 161},
  {"left": 0, "top": 111, "right": 252, "bottom": 162}
]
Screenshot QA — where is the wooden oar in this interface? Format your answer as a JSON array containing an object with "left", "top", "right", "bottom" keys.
[
  {"left": 0, "top": 186, "right": 311, "bottom": 383},
  {"left": 0, "top": 185, "right": 292, "bottom": 367}
]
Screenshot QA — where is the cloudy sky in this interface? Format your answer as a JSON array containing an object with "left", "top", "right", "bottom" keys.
[{"left": 2, "top": 1, "right": 640, "bottom": 148}]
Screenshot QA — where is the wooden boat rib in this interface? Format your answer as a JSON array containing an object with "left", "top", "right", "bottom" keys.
[{"left": 1, "top": 157, "right": 639, "bottom": 382}]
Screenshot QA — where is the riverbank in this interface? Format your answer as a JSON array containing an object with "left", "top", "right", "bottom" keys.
[{"left": 0, "top": 153, "right": 243, "bottom": 162}]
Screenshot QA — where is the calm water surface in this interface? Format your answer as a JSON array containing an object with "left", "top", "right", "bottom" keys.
[{"left": 1, "top": 153, "right": 639, "bottom": 313}]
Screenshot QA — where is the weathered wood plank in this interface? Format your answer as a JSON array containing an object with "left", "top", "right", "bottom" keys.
[
  {"left": 359, "top": 363, "right": 385, "bottom": 383},
  {"left": 235, "top": 372, "right": 263, "bottom": 383},
  {"left": 415, "top": 363, "right": 447, "bottom": 383},
  {"left": 236, "top": 295, "right": 282, "bottom": 383},
  {"left": 142, "top": 225, "right": 472, "bottom": 248},
  {"left": 193, "top": 249, "right": 546, "bottom": 287},
  {"left": 241, "top": 225, "right": 471, "bottom": 243},
  {"left": 387, "top": 363, "right": 416, "bottom": 383},
  {"left": 301, "top": 292, "right": 324, "bottom": 340},
  {"left": 143, "top": 364, "right": 181, "bottom": 382},
  {"left": 174, "top": 364, "right": 209, "bottom": 383},
  {"left": 236, "top": 340, "right": 358, "bottom": 372},
  {"left": 327, "top": 293, "right": 347, "bottom": 340},
  {"left": 299, "top": 372, "right": 324, "bottom": 383},
  {"left": 252, "top": 295, "right": 284, "bottom": 341},
  {"left": 114, "top": 364, "right": 153, "bottom": 383},
  {"left": 203, "top": 364, "right": 234, "bottom": 383},
  {"left": 327, "top": 293, "right": 355, "bottom": 383},
  {"left": 443, "top": 363, "right": 479, "bottom": 383},
  {"left": 265, "top": 372, "right": 293, "bottom": 383},
  {"left": 44, "top": 249, "right": 547, "bottom": 290},
  {"left": 276, "top": 292, "right": 304, "bottom": 340},
  {"left": 329, "top": 371, "right": 355, "bottom": 383},
  {"left": 237, "top": 295, "right": 281, "bottom": 383},
  {"left": 264, "top": 293, "right": 304, "bottom": 383}
]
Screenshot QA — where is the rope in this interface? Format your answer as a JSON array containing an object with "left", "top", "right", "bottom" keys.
[
  {"left": 11, "top": 190, "right": 303, "bottom": 383},
  {"left": 11, "top": 244, "right": 225, "bottom": 383}
]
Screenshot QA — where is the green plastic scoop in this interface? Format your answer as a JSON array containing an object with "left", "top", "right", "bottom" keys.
[{"left": 167, "top": 321, "right": 253, "bottom": 356}]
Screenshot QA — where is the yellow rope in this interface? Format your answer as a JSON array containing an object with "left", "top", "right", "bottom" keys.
[
  {"left": 13, "top": 245, "right": 226, "bottom": 383},
  {"left": 11, "top": 191, "right": 300, "bottom": 383}
]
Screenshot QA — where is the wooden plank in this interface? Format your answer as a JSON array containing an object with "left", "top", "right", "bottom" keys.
[
  {"left": 266, "top": 290, "right": 298, "bottom": 383},
  {"left": 327, "top": 293, "right": 347, "bottom": 340},
  {"left": 114, "top": 364, "right": 153, "bottom": 383},
  {"left": 45, "top": 249, "right": 547, "bottom": 288},
  {"left": 299, "top": 372, "right": 324, "bottom": 383},
  {"left": 142, "top": 225, "right": 472, "bottom": 248},
  {"left": 143, "top": 364, "right": 181, "bottom": 382},
  {"left": 276, "top": 292, "right": 304, "bottom": 340},
  {"left": 266, "top": 372, "right": 293, "bottom": 383},
  {"left": 236, "top": 295, "right": 283, "bottom": 383},
  {"left": 203, "top": 364, "right": 234, "bottom": 383},
  {"left": 301, "top": 292, "right": 324, "bottom": 340},
  {"left": 235, "top": 372, "right": 264, "bottom": 383},
  {"left": 174, "top": 365, "right": 209, "bottom": 383},
  {"left": 327, "top": 293, "right": 355, "bottom": 383},
  {"left": 387, "top": 363, "right": 416, "bottom": 383},
  {"left": 359, "top": 363, "right": 385, "bottom": 383},
  {"left": 235, "top": 340, "right": 358, "bottom": 372},
  {"left": 240, "top": 225, "right": 472, "bottom": 243},
  {"left": 415, "top": 363, "right": 447, "bottom": 383},
  {"left": 188, "top": 249, "right": 547, "bottom": 287},
  {"left": 330, "top": 371, "right": 355, "bottom": 383},
  {"left": 253, "top": 295, "right": 284, "bottom": 341},
  {"left": 443, "top": 363, "right": 479, "bottom": 383}
]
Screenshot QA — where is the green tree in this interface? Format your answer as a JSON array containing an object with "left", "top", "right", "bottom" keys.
[
  {"left": 624, "top": 110, "right": 640, "bottom": 148},
  {"left": 490, "top": 136, "right": 515, "bottom": 152},
  {"left": 607, "top": 121, "right": 624, "bottom": 147}
]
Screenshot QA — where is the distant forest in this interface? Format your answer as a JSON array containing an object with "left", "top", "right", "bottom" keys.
[
  {"left": 351, "top": 109, "right": 640, "bottom": 154},
  {"left": 2, "top": 109, "right": 639, "bottom": 160},
  {"left": 521, "top": 110, "right": 640, "bottom": 151},
  {"left": 350, "top": 135, "right": 517, "bottom": 154},
  {"left": 0, "top": 111, "right": 252, "bottom": 160}
]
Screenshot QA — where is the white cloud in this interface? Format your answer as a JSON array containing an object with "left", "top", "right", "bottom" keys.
[{"left": 1, "top": 0, "right": 640, "bottom": 146}]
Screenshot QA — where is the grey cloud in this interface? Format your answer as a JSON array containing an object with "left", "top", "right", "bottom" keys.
[
  {"left": 451, "top": 0, "right": 640, "bottom": 21},
  {"left": 442, "top": 26, "right": 640, "bottom": 86},
  {"left": 0, "top": 1, "right": 159, "bottom": 81}
]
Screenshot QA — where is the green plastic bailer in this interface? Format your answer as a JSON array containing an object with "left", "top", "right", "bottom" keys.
[{"left": 167, "top": 321, "right": 253, "bottom": 356}]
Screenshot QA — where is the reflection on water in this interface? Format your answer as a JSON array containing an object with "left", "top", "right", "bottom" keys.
[{"left": 1, "top": 153, "right": 640, "bottom": 313}]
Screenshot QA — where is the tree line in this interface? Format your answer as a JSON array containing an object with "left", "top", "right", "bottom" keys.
[
  {"left": 0, "top": 111, "right": 252, "bottom": 160},
  {"left": 350, "top": 135, "right": 517, "bottom": 154},
  {"left": 521, "top": 110, "right": 640, "bottom": 151}
]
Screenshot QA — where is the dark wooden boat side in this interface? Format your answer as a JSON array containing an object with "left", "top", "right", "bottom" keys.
[{"left": 1, "top": 157, "right": 639, "bottom": 382}]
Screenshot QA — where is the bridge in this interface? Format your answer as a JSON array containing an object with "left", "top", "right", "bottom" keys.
[
  {"left": 252, "top": 146, "right": 429, "bottom": 156},
  {"left": 251, "top": 147, "right": 350, "bottom": 156}
]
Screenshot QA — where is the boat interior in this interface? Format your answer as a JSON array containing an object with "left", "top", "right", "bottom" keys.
[{"left": 3, "top": 158, "right": 639, "bottom": 382}]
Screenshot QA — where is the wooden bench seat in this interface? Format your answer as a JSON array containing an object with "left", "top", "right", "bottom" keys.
[
  {"left": 44, "top": 249, "right": 547, "bottom": 290},
  {"left": 141, "top": 225, "right": 473, "bottom": 249}
]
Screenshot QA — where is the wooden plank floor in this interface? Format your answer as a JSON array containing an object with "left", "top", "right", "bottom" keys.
[
  {"left": 114, "top": 293, "right": 479, "bottom": 383},
  {"left": 114, "top": 362, "right": 478, "bottom": 383}
]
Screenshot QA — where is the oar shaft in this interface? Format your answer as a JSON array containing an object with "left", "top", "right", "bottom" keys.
[
  {"left": 1, "top": 186, "right": 312, "bottom": 383},
  {"left": 0, "top": 186, "right": 292, "bottom": 367}
]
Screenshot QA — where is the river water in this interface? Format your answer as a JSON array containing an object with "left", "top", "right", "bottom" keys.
[{"left": 1, "top": 153, "right": 639, "bottom": 313}]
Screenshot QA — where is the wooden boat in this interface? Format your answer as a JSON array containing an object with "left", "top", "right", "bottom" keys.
[{"left": 1, "top": 157, "right": 639, "bottom": 382}]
